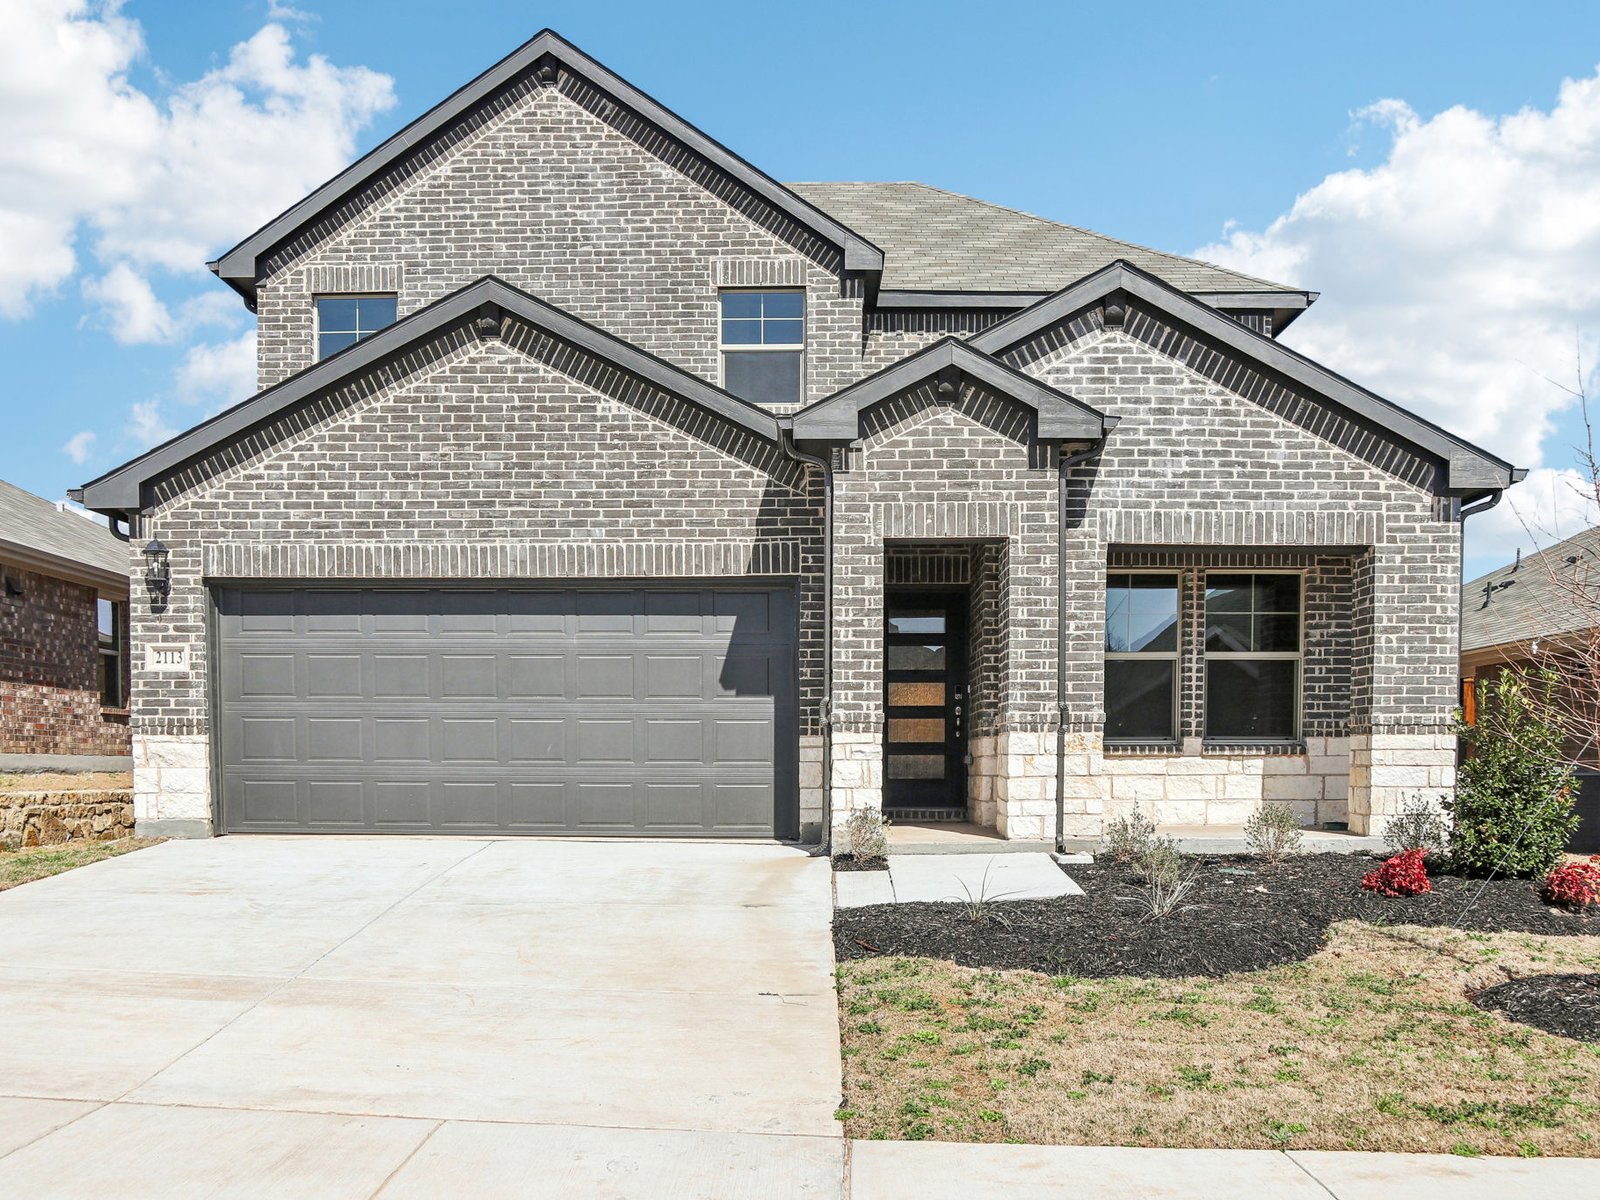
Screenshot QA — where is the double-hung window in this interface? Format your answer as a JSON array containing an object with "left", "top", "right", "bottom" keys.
[
  {"left": 97, "top": 597, "right": 126, "bottom": 709},
  {"left": 719, "top": 290, "right": 804, "bottom": 405},
  {"left": 1204, "top": 573, "right": 1301, "bottom": 740},
  {"left": 314, "top": 294, "right": 398, "bottom": 361},
  {"left": 1104, "top": 573, "right": 1180, "bottom": 742}
]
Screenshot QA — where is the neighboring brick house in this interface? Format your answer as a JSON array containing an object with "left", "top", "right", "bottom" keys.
[
  {"left": 0, "top": 479, "right": 131, "bottom": 762},
  {"left": 75, "top": 30, "right": 1520, "bottom": 843}
]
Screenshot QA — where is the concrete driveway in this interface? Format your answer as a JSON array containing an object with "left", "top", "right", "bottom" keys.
[{"left": 0, "top": 836, "right": 844, "bottom": 1197}]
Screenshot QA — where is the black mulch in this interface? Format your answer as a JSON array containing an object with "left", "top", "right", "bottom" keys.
[
  {"left": 1472, "top": 974, "right": 1600, "bottom": 1042},
  {"left": 832, "top": 855, "right": 889, "bottom": 872},
  {"left": 833, "top": 854, "right": 1600, "bottom": 978}
]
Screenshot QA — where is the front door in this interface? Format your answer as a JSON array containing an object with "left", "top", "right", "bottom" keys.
[{"left": 883, "top": 589, "right": 968, "bottom": 813}]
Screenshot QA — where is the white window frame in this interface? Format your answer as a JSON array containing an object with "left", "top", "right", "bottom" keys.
[
  {"left": 716, "top": 288, "right": 806, "bottom": 405},
  {"left": 1103, "top": 569, "right": 1182, "bottom": 744},
  {"left": 1201, "top": 569, "right": 1305, "bottom": 743},
  {"left": 312, "top": 293, "right": 399, "bottom": 362}
]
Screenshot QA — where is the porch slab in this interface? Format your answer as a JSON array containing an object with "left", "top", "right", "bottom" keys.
[
  {"left": 885, "top": 821, "right": 1055, "bottom": 855},
  {"left": 885, "top": 853, "right": 1083, "bottom": 904},
  {"left": 1156, "top": 825, "right": 1387, "bottom": 855}
]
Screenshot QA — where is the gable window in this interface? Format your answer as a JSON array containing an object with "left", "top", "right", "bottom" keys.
[
  {"left": 314, "top": 295, "right": 398, "bottom": 361},
  {"left": 719, "top": 290, "right": 804, "bottom": 406},
  {"left": 1104, "top": 573, "right": 1180, "bottom": 742},
  {"left": 97, "top": 597, "right": 126, "bottom": 709},
  {"left": 1204, "top": 573, "right": 1301, "bottom": 741}
]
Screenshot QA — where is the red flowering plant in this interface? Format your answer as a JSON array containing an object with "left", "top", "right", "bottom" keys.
[
  {"left": 1542, "top": 856, "right": 1600, "bottom": 909},
  {"left": 1362, "top": 849, "right": 1432, "bottom": 898}
]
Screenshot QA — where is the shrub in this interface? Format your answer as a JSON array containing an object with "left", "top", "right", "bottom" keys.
[
  {"left": 1103, "top": 802, "right": 1157, "bottom": 866},
  {"left": 1244, "top": 804, "right": 1304, "bottom": 863},
  {"left": 1543, "top": 856, "right": 1600, "bottom": 909},
  {"left": 1384, "top": 793, "right": 1451, "bottom": 856},
  {"left": 1450, "top": 669, "right": 1578, "bottom": 878},
  {"left": 1362, "top": 849, "right": 1432, "bottom": 897},
  {"left": 1132, "top": 835, "right": 1183, "bottom": 886},
  {"left": 845, "top": 808, "right": 889, "bottom": 864}
]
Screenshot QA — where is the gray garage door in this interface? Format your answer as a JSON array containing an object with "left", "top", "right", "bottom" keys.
[{"left": 215, "top": 586, "right": 796, "bottom": 837}]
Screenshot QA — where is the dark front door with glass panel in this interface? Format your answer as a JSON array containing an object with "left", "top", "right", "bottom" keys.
[{"left": 884, "top": 591, "right": 968, "bottom": 812}]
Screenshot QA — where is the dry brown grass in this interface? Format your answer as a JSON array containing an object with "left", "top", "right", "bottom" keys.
[
  {"left": 0, "top": 771, "right": 131, "bottom": 793},
  {"left": 0, "top": 837, "right": 160, "bottom": 891},
  {"left": 837, "top": 921, "right": 1600, "bottom": 1156}
]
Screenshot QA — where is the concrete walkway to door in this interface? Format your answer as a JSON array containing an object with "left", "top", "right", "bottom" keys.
[{"left": 0, "top": 836, "right": 846, "bottom": 1197}]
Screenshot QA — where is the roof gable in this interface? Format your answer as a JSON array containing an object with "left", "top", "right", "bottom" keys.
[
  {"left": 791, "top": 337, "right": 1114, "bottom": 443},
  {"left": 211, "top": 31, "right": 882, "bottom": 303},
  {"left": 971, "top": 261, "right": 1520, "bottom": 495},
  {"left": 76, "top": 277, "right": 783, "bottom": 514}
]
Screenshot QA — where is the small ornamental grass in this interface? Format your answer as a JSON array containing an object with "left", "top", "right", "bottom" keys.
[
  {"left": 1361, "top": 849, "right": 1432, "bottom": 898},
  {"left": 1543, "top": 856, "right": 1600, "bottom": 909}
]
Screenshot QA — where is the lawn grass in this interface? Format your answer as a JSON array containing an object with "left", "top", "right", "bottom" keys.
[
  {"left": 0, "top": 838, "right": 161, "bottom": 892},
  {"left": 837, "top": 921, "right": 1600, "bottom": 1156}
]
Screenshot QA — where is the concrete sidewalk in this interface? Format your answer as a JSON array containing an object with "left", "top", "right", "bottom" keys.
[{"left": 847, "top": 1142, "right": 1599, "bottom": 1198}]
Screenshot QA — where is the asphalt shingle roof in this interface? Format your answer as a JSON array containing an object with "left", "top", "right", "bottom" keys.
[
  {"left": 786, "top": 181, "right": 1302, "bottom": 295},
  {"left": 1461, "top": 525, "right": 1599, "bottom": 653},
  {"left": 0, "top": 478, "right": 128, "bottom": 580}
]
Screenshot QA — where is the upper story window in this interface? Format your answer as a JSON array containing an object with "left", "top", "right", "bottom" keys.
[
  {"left": 314, "top": 294, "right": 398, "bottom": 361},
  {"left": 719, "top": 290, "right": 804, "bottom": 406},
  {"left": 1204, "top": 573, "right": 1301, "bottom": 741},
  {"left": 1104, "top": 573, "right": 1180, "bottom": 742},
  {"left": 97, "top": 597, "right": 126, "bottom": 709}
]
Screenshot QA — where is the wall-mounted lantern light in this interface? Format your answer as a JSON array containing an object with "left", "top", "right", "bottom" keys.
[{"left": 143, "top": 539, "right": 170, "bottom": 606}]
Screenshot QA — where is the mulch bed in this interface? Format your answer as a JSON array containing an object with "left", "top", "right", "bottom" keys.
[
  {"left": 832, "top": 855, "right": 890, "bottom": 872},
  {"left": 834, "top": 853, "right": 1600, "bottom": 978},
  {"left": 1472, "top": 973, "right": 1600, "bottom": 1042}
]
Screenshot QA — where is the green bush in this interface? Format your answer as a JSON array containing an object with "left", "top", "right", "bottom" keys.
[
  {"left": 1103, "top": 802, "right": 1157, "bottom": 865},
  {"left": 845, "top": 808, "right": 889, "bottom": 864},
  {"left": 1449, "top": 669, "right": 1578, "bottom": 878},
  {"left": 1244, "top": 803, "right": 1304, "bottom": 863}
]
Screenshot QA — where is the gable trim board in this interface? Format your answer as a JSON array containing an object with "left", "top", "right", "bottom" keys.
[
  {"left": 791, "top": 337, "right": 1116, "bottom": 443},
  {"left": 210, "top": 30, "right": 883, "bottom": 304},
  {"left": 73, "top": 276, "right": 786, "bottom": 515},
  {"left": 971, "top": 260, "right": 1519, "bottom": 496}
]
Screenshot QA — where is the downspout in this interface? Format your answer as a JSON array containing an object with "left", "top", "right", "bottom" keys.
[
  {"left": 780, "top": 426, "right": 834, "bottom": 852},
  {"left": 1456, "top": 487, "right": 1506, "bottom": 720},
  {"left": 1056, "top": 441, "right": 1106, "bottom": 855}
]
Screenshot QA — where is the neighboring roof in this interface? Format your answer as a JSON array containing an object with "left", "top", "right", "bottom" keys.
[
  {"left": 0, "top": 479, "right": 128, "bottom": 593},
  {"left": 787, "top": 181, "right": 1309, "bottom": 300},
  {"left": 1462, "top": 526, "right": 1600, "bottom": 654},
  {"left": 970, "top": 261, "right": 1521, "bottom": 495},
  {"left": 791, "top": 337, "right": 1115, "bottom": 442},
  {"left": 75, "top": 277, "right": 783, "bottom": 514},
  {"left": 211, "top": 31, "right": 883, "bottom": 303}
]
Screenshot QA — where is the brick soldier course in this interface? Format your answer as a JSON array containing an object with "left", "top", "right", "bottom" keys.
[{"left": 75, "top": 30, "right": 1520, "bottom": 844}]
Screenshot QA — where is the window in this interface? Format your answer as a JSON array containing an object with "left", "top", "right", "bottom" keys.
[
  {"left": 1204, "top": 573, "right": 1301, "bottom": 740},
  {"left": 314, "top": 295, "right": 398, "bottom": 361},
  {"left": 719, "top": 290, "right": 804, "bottom": 405},
  {"left": 1104, "top": 573, "right": 1180, "bottom": 741},
  {"left": 97, "top": 598, "right": 125, "bottom": 709}
]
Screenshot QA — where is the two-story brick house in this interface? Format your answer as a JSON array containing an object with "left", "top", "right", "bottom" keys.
[{"left": 75, "top": 31, "right": 1520, "bottom": 844}]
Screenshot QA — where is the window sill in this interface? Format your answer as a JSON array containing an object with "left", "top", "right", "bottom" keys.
[
  {"left": 1103, "top": 740, "right": 1181, "bottom": 757},
  {"left": 1201, "top": 739, "right": 1305, "bottom": 757},
  {"left": 100, "top": 707, "right": 130, "bottom": 719}
]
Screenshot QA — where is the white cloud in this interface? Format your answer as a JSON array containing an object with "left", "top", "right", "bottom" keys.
[
  {"left": 175, "top": 330, "right": 258, "bottom": 408},
  {"left": 1468, "top": 465, "right": 1600, "bottom": 569},
  {"left": 82, "top": 261, "right": 173, "bottom": 343},
  {"left": 0, "top": 1, "right": 394, "bottom": 314},
  {"left": 61, "top": 430, "right": 96, "bottom": 463},
  {"left": 126, "top": 398, "right": 176, "bottom": 448},
  {"left": 1197, "top": 74, "right": 1600, "bottom": 566}
]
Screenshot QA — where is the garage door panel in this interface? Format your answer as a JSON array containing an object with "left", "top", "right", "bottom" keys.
[{"left": 217, "top": 586, "right": 795, "bottom": 836}]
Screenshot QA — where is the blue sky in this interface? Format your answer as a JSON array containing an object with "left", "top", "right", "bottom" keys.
[{"left": 4, "top": 0, "right": 1600, "bottom": 577}]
